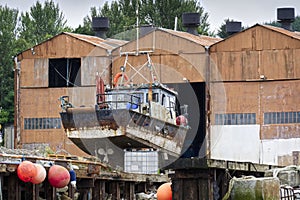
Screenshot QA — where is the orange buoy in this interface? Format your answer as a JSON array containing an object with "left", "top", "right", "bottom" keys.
[
  {"left": 157, "top": 182, "right": 172, "bottom": 200},
  {"left": 48, "top": 165, "right": 70, "bottom": 188},
  {"left": 113, "top": 72, "right": 129, "bottom": 87},
  {"left": 17, "top": 160, "right": 37, "bottom": 182},
  {"left": 31, "top": 163, "right": 46, "bottom": 184}
]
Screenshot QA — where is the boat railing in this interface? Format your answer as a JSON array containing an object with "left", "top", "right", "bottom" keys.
[
  {"left": 96, "top": 93, "right": 142, "bottom": 112},
  {"left": 59, "top": 96, "right": 73, "bottom": 112},
  {"left": 280, "top": 185, "right": 300, "bottom": 199}
]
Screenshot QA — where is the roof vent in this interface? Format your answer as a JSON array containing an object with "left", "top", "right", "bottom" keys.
[
  {"left": 277, "top": 8, "right": 295, "bottom": 31},
  {"left": 92, "top": 17, "right": 110, "bottom": 39},
  {"left": 182, "top": 13, "right": 200, "bottom": 35},
  {"left": 226, "top": 21, "right": 242, "bottom": 35}
]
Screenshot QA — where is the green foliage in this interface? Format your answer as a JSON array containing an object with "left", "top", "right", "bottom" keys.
[
  {"left": 292, "top": 16, "right": 300, "bottom": 31},
  {"left": 0, "top": 109, "right": 9, "bottom": 124},
  {"left": 18, "top": 0, "right": 68, "bottom": 48},
  {"left": 73, "top": 0, "right": 211, "bottom": 38},
  {"left": 0, "top": 5, "right": 18, "bottom": 124},
  {"left": 0, "top": 1, "right": 70, "bottom": 125},
  {"left": 264, "top": 16, "right": 300, "bottom": 31},
  {"left": 217, "top": 19, "right": 230, "bottom": 38}
]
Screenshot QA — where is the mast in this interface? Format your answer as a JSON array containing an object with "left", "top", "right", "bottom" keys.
[{"left": 136, "top": 2, "right": 139, "bottom": 55}]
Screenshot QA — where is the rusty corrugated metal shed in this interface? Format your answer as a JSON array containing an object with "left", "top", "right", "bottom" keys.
[
  {"left": 211, "top": 23, "right": 300, "bottom": 48},
  {"left": 160, "top": 28, "right": 222, "bottom": 47},
  {"left": 17, "top": 32, "right": 128, "bottom": 60},
  {"left": 64, "top": 32, "right": 128, "bottom": 50}
]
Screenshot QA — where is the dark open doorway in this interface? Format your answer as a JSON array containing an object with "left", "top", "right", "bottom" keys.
[
  {"left": 167, "top": 82, "right": 206, "bottom": 158},
  {"left": 49, "top": 58, "right": 81, "bottom": 87}
]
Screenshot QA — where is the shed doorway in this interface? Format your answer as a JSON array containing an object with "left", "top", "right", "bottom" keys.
[{"left": 49, "top": 58, "right": 81, "bottom": 87}]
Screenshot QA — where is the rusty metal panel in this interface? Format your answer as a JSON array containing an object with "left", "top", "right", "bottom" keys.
[
  {"left": 87, "top": 164, "right": 101, "bottom": 175},
  {"left": 111, "top": 30, "right": 207, "bottom": 83},
  {"left": 294, "top": 49, "right": 300, "bottom": 78},
  {"left": 210, "top": 82, "right": 259, "bottom": 115},
  {"left": 261, "top": 80, "right": 300, "bottom": 113},
  {"left": 112, "top": 53, "right": 205, "bottom": 84},
  {"left": 20, "top": 88, "right": 67, "bottom": 117},
  {"left": 34, "top": 58, "right": 48, "bottom": 87},
  {"left": 20, "top": 59, "right": 34, "bottom": 87},
  {"left": 210, "top": 25, "right": 300, "bottom": 82},
  {"left": 241, "top": 50, "right": 260, "bottom": 80},
  {"left": 18, "top": 34, "right": 108, "bottom": 60},
  {"left": 160, "top": 54, "right": 205, "bottom": 83},
  {"left": 210, "top": 25, "right": 300, "bottom": 53},
  {"left": 66, "top": 87, "right": 96, "bottom": 107},
  {"left": 260, "top": 49, "right": 294, "bottom": 80},
  {"left": 260, "top": 80, "right": 300, "bottom": 140},
  {"left": 81, "top": 56, "right": 111, "bottom": 86}
]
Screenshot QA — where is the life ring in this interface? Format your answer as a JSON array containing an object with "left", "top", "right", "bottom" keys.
[{"left": 113, "top": 72, "right": 129, "bottom": 87}]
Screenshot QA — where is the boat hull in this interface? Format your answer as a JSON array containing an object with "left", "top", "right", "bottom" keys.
[{"left": 60, "top": 107, "right": 188, "bottom": 157}]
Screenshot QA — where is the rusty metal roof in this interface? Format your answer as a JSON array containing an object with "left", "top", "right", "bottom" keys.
[
  {"left": 260, "top": 24, "right": 300, "bottom": 40},
  {"left": 64, "top": 32, "right": 128, "bottom": 50},
  {"left": 159, "top": 28, "right": 222, "bottom": 47}
]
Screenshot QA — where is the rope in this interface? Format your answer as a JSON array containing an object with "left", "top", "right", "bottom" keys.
[{"left": 222, "top": 177, "right": 236, "bottom": 200}]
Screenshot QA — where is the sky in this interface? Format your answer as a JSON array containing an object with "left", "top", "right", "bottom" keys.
[{"left": 1, "top": 0, "right": 300, "bottom": 32}]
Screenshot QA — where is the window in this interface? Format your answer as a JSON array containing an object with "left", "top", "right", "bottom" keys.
[
  {"left": 49, "top": 58, "right": 81, "bottom": 87},
  {"left": 264, "top": 112, "right": 299, "bottom": 124},
  {"left": 146, "top": 93, "right": 159, "bottom": 102},
  {"left": 161, "top": 94, "right": 165, "bottom": 106},
  {"left": 24, "top": 118, "right": 62, "bottom": 130},
  {"left": 215, "top": 113, "right": 256, "bottom": 125},
  {"left": 152, "top": 93, "right": 159, "bottom": 102}
]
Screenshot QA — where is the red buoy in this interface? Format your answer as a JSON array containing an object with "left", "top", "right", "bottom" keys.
[
  {"left": 17, "top": 160, "right": 37, "bottom": 182},
  {"left": 157, "top": 182, "right": 172, "bottom": 200},
  {"left": 176, "top": 115, "right": 188, "bottom": 126},
  {"left": 31, "top": 163, "right": 46, "bottom": 184},
  {"left": 48, "top": 165, "right": 70, "bottom": 188}
]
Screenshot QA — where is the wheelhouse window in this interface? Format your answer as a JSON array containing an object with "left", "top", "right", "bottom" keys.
[
  {"left": 161, "top": 94, "right": 166, "bottom": 106},
  {"left": 146, "top": 93, "right": 159, "bottom": 103},
  {"left": 49, "top": 58, "right": 81, "bottom": 87}
]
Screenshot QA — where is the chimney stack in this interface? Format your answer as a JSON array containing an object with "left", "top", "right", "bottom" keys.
[
  {"left": 92, "top": 17, "right": 109, "bottom": 39},
  {"left": 226, "top": 21, "right": 242, "bottom": 35},
  {"left": 277, "top": 7, "right": 295, "bottom": 31},
  {"left": 182, "top": 13, "right": 200, "bottom": 35}
]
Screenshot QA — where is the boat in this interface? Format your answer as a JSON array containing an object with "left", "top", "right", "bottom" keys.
[{"left": 59, "top": 53, "right": 190, "bottom": 161}]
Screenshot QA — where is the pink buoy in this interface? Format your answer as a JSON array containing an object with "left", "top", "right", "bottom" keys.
[
  {"left": 17, "top": 160, "right": 37, "bottom": 182},
  {"left": 48, "top": 165, "right": 70, "bottom": 188},
  {"left": 31, "top": 163, "right": 46, "bottom": 184},
  {"left": 157, "top": 182, "right": 172, "bottom": 200}
]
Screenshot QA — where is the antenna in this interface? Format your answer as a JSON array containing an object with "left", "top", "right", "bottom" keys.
[
  {"left": 136, "top": 2, "right": 139, "bottom": 55},
  {"left": 174, "top": 16, "right": 178, "bottom": 31}
]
